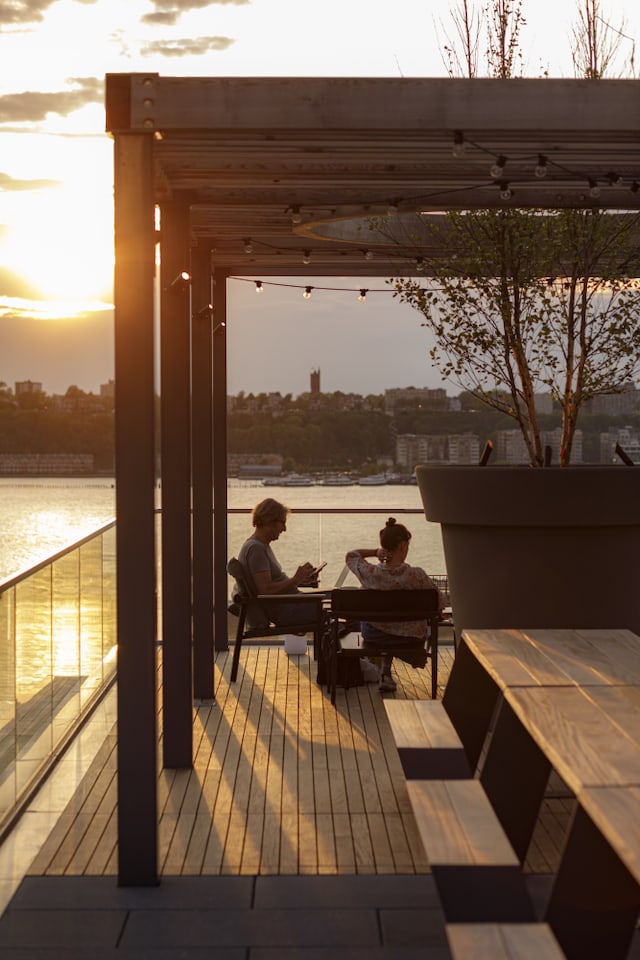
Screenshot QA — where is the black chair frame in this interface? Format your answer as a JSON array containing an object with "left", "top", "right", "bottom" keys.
[
  {"left": 327, "top": 587, "right": 440, "bottom": 704},
  {"left": 227, "top": 557, "right": 326, "bottom": 682}
]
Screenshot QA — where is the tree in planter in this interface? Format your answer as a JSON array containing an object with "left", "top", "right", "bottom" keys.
[
  {"left": 391, "top": 208, "right": 640, "bottom": 466},
  {"left": 389, "top": 0, "right": 640, "bottom": 467}
]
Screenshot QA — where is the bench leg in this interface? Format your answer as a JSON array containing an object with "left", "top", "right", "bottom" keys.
[
  {"left": 429, "top": 625, "right": 438, "bottom": 700},
  {"left": 433, "top": 865, "right": 535, "bottom": 923},
  {"left": 442, "top": 638, "right": 499, "bottom": 771},
  {"left": 480, "top": 697, "right": 551, "bottom": 863},
  {"left": 545, "top": 804, "right": 640, "bottom": 960}
]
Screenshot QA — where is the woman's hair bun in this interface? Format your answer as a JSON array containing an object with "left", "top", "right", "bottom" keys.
[{"left": 385, "top": 517, "right": 397, "bottom": 527}]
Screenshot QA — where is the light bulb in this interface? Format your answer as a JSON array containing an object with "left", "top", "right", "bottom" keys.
[
  {"left": 302, "top": 250, "right": 311, "bottom": 264},
  {"left": 255, "top": 281, "right": 264, "bottom": 294},
  {"left": 364, "top": 249, "right": 374, "bottom": 261},
  {"left": 452, "top": 132, "right": 465, "bottom": 158},
  {"left": 588, "top": 179, "right": 601, "bottom": 199},
  {"left": 358, "top": 289, "right": 367, "bottom": 302},
  {"left": 534, "top": 156, "right": 547, "bottom": 179},
  {"left": 490, "top": 156, "right": 507, "bottom": 179},
  {"left": 303, "top": 286, "right": 312, "bottom": 299},
  {"left": 243, "top": 239, "right": 253, "bottom": 253},
  {"left": 415, "top": 258, "right": 425, "bottom": 273},
  {"left": 387, "top": 201, "right": 399, "bottom": 215},
  {"left": 499, "top": 181, "right": 513, "bottom": 200},
  {"left": 290, "top": 206, "right": 303, "bottom": 224}
]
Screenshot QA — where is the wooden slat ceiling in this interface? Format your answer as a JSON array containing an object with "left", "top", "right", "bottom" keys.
[{"left": 106, "top": 74, "right": 640, "bottom": 276}]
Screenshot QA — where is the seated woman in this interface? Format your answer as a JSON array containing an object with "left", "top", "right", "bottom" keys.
[
  {"left": 345, "top": 517, "right": 439, "bottom": 692},
  {"left": 238, "top": 497, "right": 320, "bottom": 629}
]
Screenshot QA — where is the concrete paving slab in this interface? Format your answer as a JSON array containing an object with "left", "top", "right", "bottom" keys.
[{"left": 254, "top": 875, "right": 441, "bottom": 909}]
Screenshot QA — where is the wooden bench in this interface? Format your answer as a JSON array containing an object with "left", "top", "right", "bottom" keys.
[
  {"left": 446, "top": 923, "right": 565, "bottom": 959},
  {"left": 383, "top": 699, "right": 471, "bottom": 779},
  {"left": 406, "top": 779, "right": 535, "bottom": 922}
]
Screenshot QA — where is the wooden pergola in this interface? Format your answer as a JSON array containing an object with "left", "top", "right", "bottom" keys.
[{"left": 104, "top": 73, "right": 640, "bottom": 884}]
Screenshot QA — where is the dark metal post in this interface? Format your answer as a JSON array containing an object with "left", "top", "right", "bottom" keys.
[
  {"left": 113, "top": 131, "right": 158, "bottom": 885},
  {"left": 159, "top": 200, "right": 193, "bottom": 768},
  {"left": 212, "top": 270, "right": 229, "bottom": 651},
  {"left": 191, "top": 245, "right": 215, "bottom": 698}
]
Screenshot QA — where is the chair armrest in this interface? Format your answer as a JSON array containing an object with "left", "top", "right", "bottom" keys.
[{"left": 256, "top": 593, "right": 325, "bottom": 604}]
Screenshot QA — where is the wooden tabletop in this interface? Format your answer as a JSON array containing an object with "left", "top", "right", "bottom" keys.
[
  {"left": 461, "top": 628, "right": 640, "bottom": 689},
  {"left": 579, "top": 786, "right": 640, "bottom": 884},
  {"left": 503, "top": 684, "right": 640, "bottom": 795}
]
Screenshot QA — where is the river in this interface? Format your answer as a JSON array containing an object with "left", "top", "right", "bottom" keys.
[{"left": 0, "top": 477, "right": 446, "bottom": 584}]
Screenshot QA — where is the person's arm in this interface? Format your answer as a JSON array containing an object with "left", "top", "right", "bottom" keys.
[
  {"left": 345, "top": 548, "right": 384, "bottom": 562},
  {"left": 253, "top": 562, "right": 315, "bottom": 595}
]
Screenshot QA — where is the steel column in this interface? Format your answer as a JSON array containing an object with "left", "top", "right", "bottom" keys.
[
  {"left": 191, "top": 246, "right": 215, "bottom": 697},
  {"left": 159, "top": 201, "right": 193, "bottom": 768},
  {"left": 113, "top": 131, "right": 158, "bottom": 885},
  {"left": 212, "top": 270, "right": 229, "bottom": 651}
]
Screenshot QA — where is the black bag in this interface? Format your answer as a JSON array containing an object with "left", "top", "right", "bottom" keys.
[{"left": 316, "top": 618, "right": 363, "bottom": 689}]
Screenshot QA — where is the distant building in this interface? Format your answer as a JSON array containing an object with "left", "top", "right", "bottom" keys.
[
  {"left": 227, "top": 453, "right": 283, "bottom": 478},
  {"left": 495, "top": 428, "right": 582, "bottom": 464},
  {"left": 396, "top": 432, "right": 480, "bottom": 468},
  {"left": 584, "top": 384, "right": 639, "bottom": 417},
  {"left": 0, "top": 453, "right": 93, "bottom": 475},
  {"left": 100, "top": 379, "right": 115, "bottom": 398},
  {"left": 310, "top": 368, "right": 320, "bottom": 395},
  {"left": 15, "top": 380, "right": 42, "bottom": 395},
  {"left": 384, "top": 386, "right": 449, "bottom": 415}
]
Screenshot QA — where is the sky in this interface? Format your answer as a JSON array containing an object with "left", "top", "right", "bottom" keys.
[{"left": 1, "top": 0, "right": 639, "bottom": 398}]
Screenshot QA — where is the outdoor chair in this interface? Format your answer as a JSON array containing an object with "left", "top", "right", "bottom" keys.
[
  {"left": 227, "top": 557, "right": 326, "bottom": 682},
  {"left": 326, "top": 587, "right": 441, "bottom": 705}
]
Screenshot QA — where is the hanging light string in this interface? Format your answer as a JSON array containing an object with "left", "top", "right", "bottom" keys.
[{"left": 232, "top": 276, "right": 390, "bottom": 296}]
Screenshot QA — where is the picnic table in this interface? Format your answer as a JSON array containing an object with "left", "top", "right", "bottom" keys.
[{"left": 442, "top": 627, "right": 640, "bottom": 960}]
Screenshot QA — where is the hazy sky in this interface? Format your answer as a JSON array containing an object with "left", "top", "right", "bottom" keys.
[{"left": 1, "top": 0, "right": 638, "bottom": 396}]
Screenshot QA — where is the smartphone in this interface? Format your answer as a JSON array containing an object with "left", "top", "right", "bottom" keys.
[{"left": 313, "top": 561, "right": 327, "bottom": 576}]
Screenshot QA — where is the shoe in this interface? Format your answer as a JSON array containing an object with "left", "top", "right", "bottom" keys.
[{"left": 379, "top": 673, "right": 397, "bottom": 693}]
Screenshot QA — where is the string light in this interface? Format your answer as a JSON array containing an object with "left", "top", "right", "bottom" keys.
[
  {"left": 498, "top": 181, "right": 513, "bottom": 200},
  {"left": 302, "top": 250, "right": 312, "bottom": 264},
  {"left": 364, "top": 249, "right": 374, "bottom": 260},
  {"left": 452, "top": 131, "right": 465, "bottom": 158},
  {"left": 415, "top": 258, "right": 425, "bottom": 272},
  {"left": 303, "top": 286, "right": 313, "bottom": 299},
  {"left": 631, "top": 181, "right": 640, "bottom": 194},
  {"left": 387, "top": 200, "right": 399, "bottom": 215},
  {"left": 289, "top": 205, "right": 303, "bottom": 224},
  {"left": 242, "top": 239, "right": 253, "bottom": 253},
  {"left": 606, "top": 171, "right": 623, "bottom": 187},
  {"left": 255, "top": 280, "right": 264, "bottom": 294},
  {"left": 490, "top": 155, "right": 507, "bottom": 179},
  {"left": 534, "top": 155, "right": 548, "bottom": 178},
  {"left": 588, "top": 178, "right": 601, "bottom": 198},
  {"left": 358, "top": 289, "right": 368, "bottom": 302}
]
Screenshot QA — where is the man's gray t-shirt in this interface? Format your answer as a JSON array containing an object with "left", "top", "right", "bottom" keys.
[{"left": 238, "top": 537, "right": 286, "bottom": 589}]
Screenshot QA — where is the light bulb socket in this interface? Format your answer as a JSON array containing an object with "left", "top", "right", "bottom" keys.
[
  {"left": 242, "top": 239, "right": 253, "bottom": 253},
  {"left": 452, "top": 131, "right": 465, "bottom": 158},
  {"left": 358, "top": 289, "right": 367, "bottom": 302},
  {"left": 534, "top": 155, "right": 548, "bottom": 179},
  {"left": 255, "top": 281, "right": 264, "bottom": 293},
  {"left": 303, "top": 286, "right": 312, "bottom": 299},
  {"left": 490, "top": 156, "right": 507, "bottom": 179},
  {"left": 302, "top": 250, "right": 311, "bottom": 264}
]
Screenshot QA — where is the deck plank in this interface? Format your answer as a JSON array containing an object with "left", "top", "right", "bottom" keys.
[{"left": 25, "top": 643, "right": 563, "bottom": 878}]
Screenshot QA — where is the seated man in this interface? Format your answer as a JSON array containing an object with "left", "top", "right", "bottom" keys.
[
  {"left": 345, "top": 517, "right": 439, "bottom": 692},
  {"left": 238, "top": 497, "right": 320, "bottom": 628}
]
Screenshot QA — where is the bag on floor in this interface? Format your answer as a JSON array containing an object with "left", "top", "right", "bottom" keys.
[{"left": 316, "top": 618, "right": 363, "bottom": 689}]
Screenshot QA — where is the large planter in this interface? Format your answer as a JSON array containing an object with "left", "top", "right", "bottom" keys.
[{"left": 416, "top": 464, "right": 640, "bottom": 637}]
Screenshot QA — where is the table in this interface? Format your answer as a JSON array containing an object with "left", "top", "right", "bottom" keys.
[{"left": 442, "top": 628, "right": 640, "bottom": 960}]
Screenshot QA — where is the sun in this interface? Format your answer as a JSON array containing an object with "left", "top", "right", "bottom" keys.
[{"left": 0, "top": 135, "right": 115, "bottom": 303}]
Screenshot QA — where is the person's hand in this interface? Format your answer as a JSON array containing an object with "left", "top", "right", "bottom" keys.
[
  {"left": 377, "top": 547, "right": 391, "bottom": 564},
  {"left": 294, "top": 562, "right": 315, "bottom": 586}
]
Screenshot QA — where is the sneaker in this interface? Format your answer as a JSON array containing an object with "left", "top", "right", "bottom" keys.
[{"left": 379, "top": 673, "right": 397, "bottom": 693}]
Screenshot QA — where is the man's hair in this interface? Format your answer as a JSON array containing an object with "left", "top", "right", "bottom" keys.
[{"left": 252, "top": 497, "right": 290, "bottom": 527}]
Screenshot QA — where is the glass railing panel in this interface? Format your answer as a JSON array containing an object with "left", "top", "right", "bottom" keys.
[
  {"left": 0, "top": 521, "right": 116, "bottom": 832},
  {"left": 50, "top": 550, "right": 82, "bottom": 751},
  {"left": 79, "top": 537, "right": 107, "bottom": 709},
  {"left": 227, "top": 509, "right": 446, "bottom": 600},
  {"left": 102, "top": 526, "right": 117, "bottom": 670},
  {"left": 0, "top": 586, "right": 16, "bottom": 816},
  {"left": 14, "top": 567, "right": 54, "bottom": 793}
]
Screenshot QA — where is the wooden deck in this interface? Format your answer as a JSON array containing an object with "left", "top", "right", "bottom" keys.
[{"left": 27, "top": 644, "right": 569, "bottom": 878}]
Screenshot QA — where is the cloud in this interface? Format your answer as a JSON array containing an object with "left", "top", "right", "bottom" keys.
[
  {"left": 0, "top": 0, "right": 54, "bottom": 27},
  {"left": 140, "top": 0, "right": 249, "bottom": 26},
  {"left": 141, "top": 35, "right": 235, "bottom": 56},
  {"left": 0, "top": 78, "right": 103, "bottom": 123},
  {"left": 0, "top": 267, "right": 43, "bottom": 299},
  {"left": 0, "top": 171, "right": 62, "bottom": 191}
]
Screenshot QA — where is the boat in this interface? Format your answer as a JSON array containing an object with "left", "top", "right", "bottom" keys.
[
  {"left": 357, "top": 474, "right": 388, "bottom": 486},
  {"left": 319, "top": 474, "right": 355, "bottom": 486},
  {"left": 282, "top": 473, "right": 316, "bottom": 486}
]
